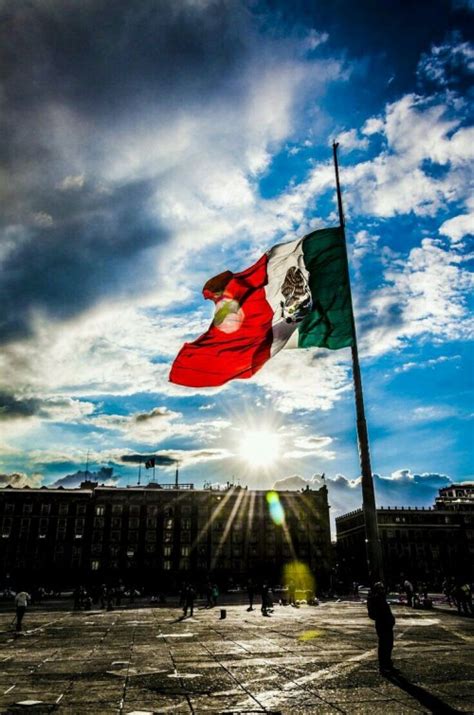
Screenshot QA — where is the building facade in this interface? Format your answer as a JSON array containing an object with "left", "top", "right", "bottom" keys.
[
  {"left": 0, "top": 482, "right": 332, "bottom": 592},
  {"left": 336, "top": 483, "right": 474, "bottom": 587}
]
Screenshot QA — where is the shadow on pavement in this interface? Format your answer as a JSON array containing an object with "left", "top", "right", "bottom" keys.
[{"left": 386, "top": 671, "right": 465, "bottom": 714}]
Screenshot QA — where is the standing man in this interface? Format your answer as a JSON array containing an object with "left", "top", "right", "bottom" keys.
[
  {"left": 247, "top": 578, "right": 255, "bottom": 612},
  {"left": 14, "top": 589, "right": 31, "bottom": 633},
  {"left": 403, "top": 578, "right": 414, "bottom": 607},
  {"left": 367, "top": 582, "right": 396, "bottom": 674},
  {"left": 183, "top": 583, "right": 196, "bottom": 618}
]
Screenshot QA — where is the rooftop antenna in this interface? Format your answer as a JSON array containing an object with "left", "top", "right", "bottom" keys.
[
  {"left": 85, "top": 450, "right": 90, "bottom": 478},
  {"left": 138, "top": 458, "right": 142, "bottom": 486},
  {"left": 175, "top": 465, "right": 179, "bottom": 488}
]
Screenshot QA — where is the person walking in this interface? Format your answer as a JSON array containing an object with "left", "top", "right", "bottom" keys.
[
  {"left": 14, "top": 589, "right": 31, "bottom": 632},
  {"left": 367, "top": 582, "right": 396, "bottom": 674}
]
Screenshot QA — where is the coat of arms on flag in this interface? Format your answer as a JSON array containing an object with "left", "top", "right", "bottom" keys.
[{"left": 169, "top": 227, "right": 354, "bottom": 387}]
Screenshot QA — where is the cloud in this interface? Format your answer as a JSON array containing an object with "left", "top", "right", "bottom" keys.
[
  {"left": 88, "top": 405, "right": 230, "bottom": 445},
  {"left": 121, "top": 448, "right": 230, "bottom": 468},
  {"left": 0, "top": 391, "right": 94, "bottom": 423},
  {"left": 393, "top": 354, "right": 461, "bottom": 373},
  {"left": 283, "top": 435, "right": 336, "bottom": 460},
  {"left": 334, "top": 128, "right": 369, "bottom": 152},
  {"left": 51, "top": 467, "right": 117, "bottom": 489},
  {"left": 360, "top": 237, "right": 473, "bottom": 356},
  {"left": 0, "top": 0, "right": 345, "bottom": 346},
  {"left": 254, "top": 349, "right": 352, "bottom": 413},
  {"left": 273, "top": 469, "right": 455, "bottom": 528},
  {"left": 0, "top": 472, "right": 42, "bottom": 488},
  {"left": 439, "top": 210, "right": 474, "bottom": 243},
  {"left": 417, "top": 36, "right": 474, "bottom": 88}
]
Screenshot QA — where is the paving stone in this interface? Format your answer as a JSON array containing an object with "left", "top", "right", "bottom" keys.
[{"left": 0, "top": 601, "right": 473, "bottom": 713}]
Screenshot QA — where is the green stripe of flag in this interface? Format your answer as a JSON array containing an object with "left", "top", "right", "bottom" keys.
[{"left": 299, "top": 227, "right": 355, "bottom": 350}]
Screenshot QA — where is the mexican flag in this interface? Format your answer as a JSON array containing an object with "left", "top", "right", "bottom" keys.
[{"left": 169, "top": 227, "right": 354, "bottom": 387}]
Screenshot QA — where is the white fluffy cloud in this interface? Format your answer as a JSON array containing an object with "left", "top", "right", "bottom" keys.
[{"left": 360, "top": 237, "right": 473, "bottom": 356}]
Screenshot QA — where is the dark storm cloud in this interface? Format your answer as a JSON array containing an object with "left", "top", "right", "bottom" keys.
[
  {"left": 0, "top": 179, "right": 168, "bottom": 340},
  {"left": 0, "top": 391, "right": 42, "bottom": 419},
  {"left": 0, "top": 0, "right": 259, "bottom": 343},
  {"left": 121, "top": 453, "right": 178, "bottom": 466},
  {"left": 0, "top": 472, "right": 42, "bottom": 488},
  {"left": 52, "top": 467, "right": 116, "bottom": 488}
]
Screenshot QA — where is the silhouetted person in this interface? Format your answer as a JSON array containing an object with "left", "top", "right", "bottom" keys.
[
  {"left": 247, "top": 578, "right": 254, "bottom": 611},
  {"left": 367, "top": 582, "right": 396, "bottom": 674},
  {"left": 183, "top": 584, "right": 196, "bottom": 617},
  {"left": 287, "top": 579, "right": 296, "bottom": 606},
  {"left": 14, "top": 589, "right": 30, "bottom": 632},
  {"left": 261, "top": 582, "right": 270, "bottom": 616},
  {"left": 205, "top": 581, "right": 213, "bottom": 608},
  {"left": 403, "top": 579, "right": 414, "bottom": 607}
]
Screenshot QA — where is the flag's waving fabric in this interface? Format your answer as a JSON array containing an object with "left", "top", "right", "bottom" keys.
[{"left": 169, "top": 227, "right": 354, "bottom": 387}]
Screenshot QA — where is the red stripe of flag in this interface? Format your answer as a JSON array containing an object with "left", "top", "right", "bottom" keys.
[{"left": 169, "top": 254, "right": 273, "bottom": 387}]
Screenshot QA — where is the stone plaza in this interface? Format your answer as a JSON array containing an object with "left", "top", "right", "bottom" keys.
[{"left": 0, "top": 599, "right": 473, "bottom": 714}]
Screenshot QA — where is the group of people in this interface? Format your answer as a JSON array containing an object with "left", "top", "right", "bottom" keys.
[{"left": 442, "top": 577, "right": 473, "bottom": 615}]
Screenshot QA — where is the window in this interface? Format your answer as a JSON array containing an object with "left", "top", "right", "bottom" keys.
[
  {"left": 92, "top": 531, "right": 103, "bottom": 543},
  {"left": 164, "top": 546, "right": 172, "bottom": 557},
  {"left": 179, "top": 558, "right": 190, "bottom": 570},
  {"left": 5, "top": 503, "right": 15, "bottom": 514},
  {"left": 59, "top": 503, "right": 69, "bottom": 515},
  {"left": 128, "top": 517, "right": 139, "bottom": 530},
  {"left": 39, "top": 518, "right": 48, "bottom": 536},
  {"left": 164, "top": 518, "right": 174, "bottom": 530},
  {"left": 146, "top": 517, "right": 157, "bottom": 529},
  {"left": 146, "top": 543, "right": 156, "bottom": 553},
  {"left": 111, "top": 517, "right": 121, "bottom": 529},
  {"left": 76, "top": 504, "right": 86, "bottom": 516},
  {"left": 20, "top": 518, "right": 30, "bottom": 534},
  {"left": 181, "top": 531, "right": 191, "bottom": 544},
  {"left": 91, "top": 560, "right": 100, "bottom": 571},
  {"left": 146, "top": 531, "right": 156, "bottom": 542},
  {"left": 128, "top": 531, "right": 138, "bottom": 543},
  {"left": 95, "top": 505, "right": 105, "bottom": 516},
  {"left": 110, "top": 530, "right": 121, "bottom": 543},
  {"left": 112, "top": 504, "right": 123, "bottom": 515},
  {"left": 75, "top": 518, "right": 85, "bottom": 534},
  {"left": 41, "top": 504, "right": 51, "bottom": 515},
  {"left": 109, "top": 545, "right": 120, "bottom": 556},
  {"left": 164, "top": 530, "right": 173, "bottom": 543},
  {"left": 181, "top": 545, "right": 190, "bottom": 557},
  {"left": 2, "top": 517, "right": 12, "bottom": 537},
  {"left": 129, "top": 505, "right": 140, "bottom": 516},
  {"left": 147, "top": 505, "right": 158, "bottom": 516},
  {"left": 163, "top": 560, "right": 172, "bottom": 570},
  {"left": 181, "top": 518, "right": 191, "bottom": 530},
  {"left": 23, "top": 503, "right": 33, "bottom": 515},
  {"left": 91, "top": 544, "right": 102, "bottom": 555},
  {"left": 181, "top": 505, "right": 191, "bottom": 517},
  {"left": 94, "top": 517, "right": 104, "bottom": 528}
]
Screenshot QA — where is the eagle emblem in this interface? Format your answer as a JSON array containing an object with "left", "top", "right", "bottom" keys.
[{"left": 280, "top": 266, "right": 312, "bottom": 324}]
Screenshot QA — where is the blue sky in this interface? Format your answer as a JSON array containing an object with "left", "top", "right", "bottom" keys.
[{"left": 0, "top": 0, "right": 473, "bottom": 524}]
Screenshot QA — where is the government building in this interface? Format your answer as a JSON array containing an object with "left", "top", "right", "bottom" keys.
[
  {"left": 0, "top": 481, "right": 332, "bottom": 593},
  {"left": 336, "top": 483, "right": 474, "bottom": 586}
]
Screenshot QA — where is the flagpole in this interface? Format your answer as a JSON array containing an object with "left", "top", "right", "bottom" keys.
[
  {"left": 138, "top": 459, "right": 141, "bottom": 486},
  {"left": 332, "top": 141, "right": 384, "bottom": 584}
]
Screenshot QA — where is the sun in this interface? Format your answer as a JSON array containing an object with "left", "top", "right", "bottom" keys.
[{"left": 238, "top": 429, "right": 280, "bottom": 468}]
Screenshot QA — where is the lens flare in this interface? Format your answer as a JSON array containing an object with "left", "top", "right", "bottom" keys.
[
  {"left": 266, "top": 490, "right": 285, "bottom": 525},
  {"left": 283, "top": 560, "right": 315, "bottom": 595}
]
